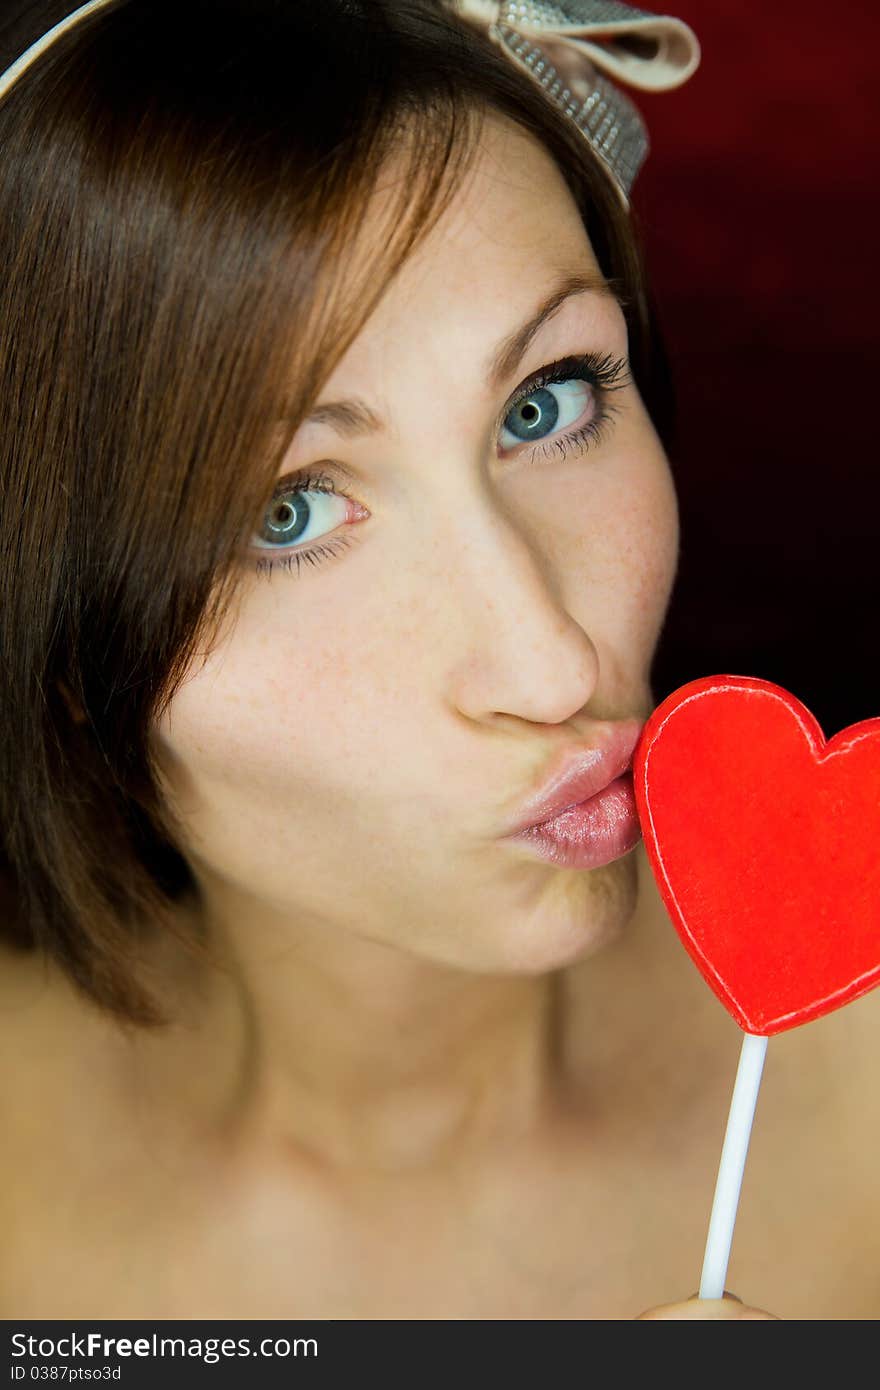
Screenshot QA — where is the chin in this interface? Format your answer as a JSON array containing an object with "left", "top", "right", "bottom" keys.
[{"left": 458, "top": 847, "right": 642, "bottom": 978}]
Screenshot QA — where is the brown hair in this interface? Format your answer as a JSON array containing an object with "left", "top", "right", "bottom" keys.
[{"left": 0, "top": 0, "right": 677, "bottom": 1028}]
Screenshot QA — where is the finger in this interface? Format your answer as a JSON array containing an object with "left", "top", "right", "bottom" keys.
[{"left": 638, "top": 1294, "right": 779, "bottom": 1320}]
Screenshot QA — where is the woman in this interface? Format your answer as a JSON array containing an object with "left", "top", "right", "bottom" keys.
[{"left": 0, "top": 0, "right": 874, "bottom": 1320}]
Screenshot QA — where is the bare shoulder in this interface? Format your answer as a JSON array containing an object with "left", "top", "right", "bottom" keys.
[
  {"left": 563, "top": 850, "right": 880, "bottom": 1318},
  {"left": 0, "top": 938, "right": 55, "bottom": 1088},
  {"left": 0, "top": 936, "right": 88, "bottom": 1077},
  {"left": 0, "top": 932, "right": 141, "bottom": 1174},
  {"left": 0, "top": 940, "right": 63, "bottom": 1311},
  {"left": 725, "top": 984, "right": 880, "bottom": 1319},
  {"left": 0, "top": 939, "right": 93, "bottom": 1184},
  {"left": 0, "top": 934, "right": 136, "bottom": 1132},
  {"left": 0, "top": 937, "right": 147, "bottom": 1317}
]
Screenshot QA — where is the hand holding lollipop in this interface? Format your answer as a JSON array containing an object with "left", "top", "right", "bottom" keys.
[{"left": 633, "top": 675, "right": 880, "bottom": 1302}]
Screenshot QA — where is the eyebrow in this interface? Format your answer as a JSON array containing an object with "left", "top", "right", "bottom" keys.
[{"left": 301, "top": 271, "right": 623, "bottom": 439}]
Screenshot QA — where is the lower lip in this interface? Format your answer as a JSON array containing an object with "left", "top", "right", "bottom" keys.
[{"left": 505, "top": 772, "right": 642, "bottom": 869}]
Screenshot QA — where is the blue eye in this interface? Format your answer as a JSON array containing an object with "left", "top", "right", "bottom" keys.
[
  {"left": 250, "top": 473, "right": 351, "bottom": 565},
  {"left": 501, "top": 376, "right": 593, "bottom": 449}
]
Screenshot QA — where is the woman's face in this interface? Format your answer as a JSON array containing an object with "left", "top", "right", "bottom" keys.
[{"left": 151, "top": 114, "right": 679, "bottom": 976}]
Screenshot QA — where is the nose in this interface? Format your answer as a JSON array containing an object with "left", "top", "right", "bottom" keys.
[{"left": 442, "top": 488, "right": 600, "bottom": 727}]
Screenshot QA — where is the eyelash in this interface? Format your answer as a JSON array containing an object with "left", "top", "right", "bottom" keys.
[{"left": 249, "top": 349, "right": 631, "bottom": 579}]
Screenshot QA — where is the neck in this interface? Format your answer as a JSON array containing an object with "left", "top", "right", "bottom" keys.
[{"left": 131, "top": 888, "right": 570, "bottom": 1176}]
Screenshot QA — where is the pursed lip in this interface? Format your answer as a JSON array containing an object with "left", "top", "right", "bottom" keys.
[{"left": 501, "top": 718, "right": 644, "bottom": 837}]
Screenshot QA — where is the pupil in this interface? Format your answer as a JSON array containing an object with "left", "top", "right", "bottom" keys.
[
  {"left": 260, "top": 494, "right": 309, "bottom": 545},
  {"left": 507, "top": 386, "right": 558, "bottom": 441}
]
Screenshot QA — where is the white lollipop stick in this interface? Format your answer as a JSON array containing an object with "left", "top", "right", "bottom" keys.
[{"left": 699, "top": 1030, "right": 768, "bottom": 1299}]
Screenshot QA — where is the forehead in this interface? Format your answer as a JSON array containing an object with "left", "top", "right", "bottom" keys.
[{"left": 333, "top": 114, "right": 606, "bottom": 373}]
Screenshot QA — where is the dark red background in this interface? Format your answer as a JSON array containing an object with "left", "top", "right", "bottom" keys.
[{"left": 628, "top": 0, "right": 879, "bottom": 739}]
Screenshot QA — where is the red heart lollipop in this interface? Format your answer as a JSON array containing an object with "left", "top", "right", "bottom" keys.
[{"left": 633, "top": 675, "right": 880, "bottom": 1036}]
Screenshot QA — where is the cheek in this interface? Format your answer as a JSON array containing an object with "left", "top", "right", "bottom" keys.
[
  {"left": 540, "top": 441, "right": 679, "bottom": 636},
  {"left": 149, "top": 661, "right": 281, "bottom": 823},
  {"left": 618, "top": 454, "right": 680, "bottom": 627},
  {"left": 602, "top": 398, "right": 680, "bottom": 625},
  {"left": 154, "top": 633, "right": 346, "bottom": 766},
  {"left": 150, "top": 596, "right": 387, "bottom": 833}
]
